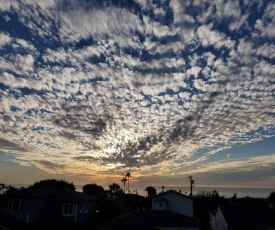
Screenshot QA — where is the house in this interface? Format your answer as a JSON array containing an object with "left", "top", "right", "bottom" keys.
[
  {"left": 209, "top": 206, "right": 228, "bottom": 230},
  {"left": 0, "top": 187, "right": 97, "bottom": 229},
  {"left": 100, "top": 190, "right": 200, "bottom": 230},
  {"left": 152, "top": 190, "right": 194, "bottom": 217}
]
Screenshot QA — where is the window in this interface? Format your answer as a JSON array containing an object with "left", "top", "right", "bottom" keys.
[
  {"left": 63, "top": 203, "right": 74, "bottom": 216},
  {"left": 8, "top": 199, "right": 24, "bottom": 212},
  {"left": 159, "top": 202, "right": 163, "bottom": 207}
]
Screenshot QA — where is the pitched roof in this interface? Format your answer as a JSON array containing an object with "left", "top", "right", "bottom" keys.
[
  {"left": 153, "top": 190, "right": 192, "bottom": 200},
  {"left": 3, "top": 187, "right": 97, "bottom": 202},
  {"left": 100, "top": 210, "right": 200, "bottom": 229},
  {"left": 99, "top": 212, "right": 154, "bottom": 230},
  {"left": 139, "top": 210, "right": 200, "bottom": 228}
]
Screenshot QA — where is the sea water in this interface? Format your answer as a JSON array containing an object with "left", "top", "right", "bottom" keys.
[{"left": 11, "top": 184, "right": 274, "bottom": 198}]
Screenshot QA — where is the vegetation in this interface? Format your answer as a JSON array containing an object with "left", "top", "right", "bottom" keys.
[
  {"left": 145, "top": 186, "right": 157, "bottom": 197},
  {"left": 121, "top": 177, "right": 127, "bottom": 193},
  {"left": 108, "top": 183, "right": 123, "bottom": 196},
  {"left": 29, "top": 179, "right": 75, "bottom": 190},
  {"left": 193, "top": 190, "right": 226, "bottom": 229},
  {"left": 1, "top": 179, "right": 275, "bottom": 230},
  {"left": 268, "top": 192, "right": 275, "bottom": 205},
  {"left": 83, "top": 183, "right": 106, "bottom": 197},
  {"left": 125, "top": 172, "right": 131, "bottom": 193},
  {"left": 0, "top": 183, "right": 24, "bottom": 194}
]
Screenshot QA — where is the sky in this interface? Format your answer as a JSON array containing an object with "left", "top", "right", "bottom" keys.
[{"left": 0, "top": 0, "right": 275, "bottom": 191}]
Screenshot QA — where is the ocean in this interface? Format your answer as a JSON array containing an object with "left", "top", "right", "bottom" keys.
[
  {"left": 10, "top": 184, "right": 274, "bottom": 198},
  {"left": 97, "top": 186, "right": 275, "bottom": 198}
]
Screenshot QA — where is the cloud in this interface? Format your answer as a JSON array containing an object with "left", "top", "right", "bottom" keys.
[
  {"left": 35, "top": 160, "right": 65, "bottom": 171},
  {"left": 255, "top": 2, "right": 275, "bottom": 39},
  {"left": 0, "top": 32, "right": 12, "bottom": 48},
  {"left": 0, "top": 0, "right": 274, "bottom": 183},
  {"left": 197, "top": 24, "right": 235, "bottom": 49}
]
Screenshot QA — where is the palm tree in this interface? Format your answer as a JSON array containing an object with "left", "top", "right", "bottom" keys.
[
  {"left": 121, "top": 177, "right": 127, "bottom": 193},
  {"left": 125, "top": 172, "right": 131, "bottom": 194}
]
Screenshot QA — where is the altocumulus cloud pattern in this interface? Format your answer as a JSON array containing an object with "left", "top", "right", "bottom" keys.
[{"left": 0, "top": 0, "right": 274, "bottom": 180}]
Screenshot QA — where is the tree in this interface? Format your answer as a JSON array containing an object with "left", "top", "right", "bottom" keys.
[
  {"left": 108, "top": 183, "right": 123, "bottom": 196},
  {"left": 232, "top": 193, "right": 237, "bottom": 201},
  {"left": 211, "top": 190, "right": 220, "bottom": 198},
  {"left": 83, "top": 183, "right": 106, "bottom": 197},
  {"left": 145, "top": 186, "right": 157, "bottom": 197},
  {"left": 125, "top": 172, "right": 131, "bottom": 194},
  {"left": 268, "top": 192, "right": 275, "bottom": 207},
  {"left": 0, "top": 184, "right": 23, "bottom": 195},
  {"left": 0, "top": 183, "right": 5, "bottom": 194},
  {"left": 196, "top": 190, "right": 211, "bottom": 197},
  {"left": 121, "top": 177, "right": 127, "bottom": 193},
  {"left": 29, "top": 179, "right": 75, "bottom": 190}
]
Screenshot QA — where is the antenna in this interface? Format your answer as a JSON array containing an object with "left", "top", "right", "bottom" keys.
[{"left": 188, "top": 176, "right": 194, "bottom": 197}]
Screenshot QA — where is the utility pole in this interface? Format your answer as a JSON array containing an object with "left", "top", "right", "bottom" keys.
[{"left": 188, "top": 176, "right": 194, "bottom": 197}]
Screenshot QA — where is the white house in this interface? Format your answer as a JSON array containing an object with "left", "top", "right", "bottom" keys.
[
  {"left": 99, "top": 190, "right": 200, "bottom": 230},
  {"left": 209, "top": 207, "right": 228, "bottom": 230},
  {"left": 152, "top": 190, "right": 194, "bottom": 217}
]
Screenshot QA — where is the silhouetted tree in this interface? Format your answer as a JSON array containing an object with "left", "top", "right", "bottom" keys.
[
  {"left": 268, "top": 192, "right": 275, "bottom": 207},
  {"left": 194, "top": 190, "right": 226, "bottom": 210},
  {"left": 83, "top": 183, "right": 106, "bottom": 197},
  {"left": 108, "top": 183, "right": 123, "bottom": 196},
  {"left": 196, "top": 190, "right": 212, "bottom": 197},
  {"left": 145, "top": 186, "right": 157, "bottom": 197},
  {"left": 29, "top": 179, "right": 75, "bottom": 190},
  {"left": 0, "top": 184, "right": 23, "bottom": 195},
  {"left": 0, "top": 183, "right": 6, "bottom": 194},
  {"left": 232, "top": 192, "right": 237, "bottom": 201},
  {"left": 211, "top": 190, "right": 220, "bottom": 198},
  {"left": 121, "top": 177, "right": 127, "bottom": 193},
  {"left": 125, "top": 172, "right": 131, "bottom": 193}
]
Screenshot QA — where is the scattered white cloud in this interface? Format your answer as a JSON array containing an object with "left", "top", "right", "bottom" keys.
[
  {"left": 0, "top": 32, "right": 12, "bottom": 48},
  {"left": 0, "top": 0, "right": 274, "bottom": 184}
]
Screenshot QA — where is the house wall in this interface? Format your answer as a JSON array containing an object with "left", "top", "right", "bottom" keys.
[
  {"left": 4, "top": 198, "right": 46, "bottom": 223},
  {"left": 28, "top": 198, "right": 46, "bottom": 222},
  {"left": 60, "top": 201, "right": 96, "bottom": 224},
  {"left": 155, "top": 201, "right": 167, "bottom": 210},
  {"left": 76, "top": 201, "right": 96, "bottom": 224},
  {"left": 152, "top": 193, "right": 193, "bottom": 217}
]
